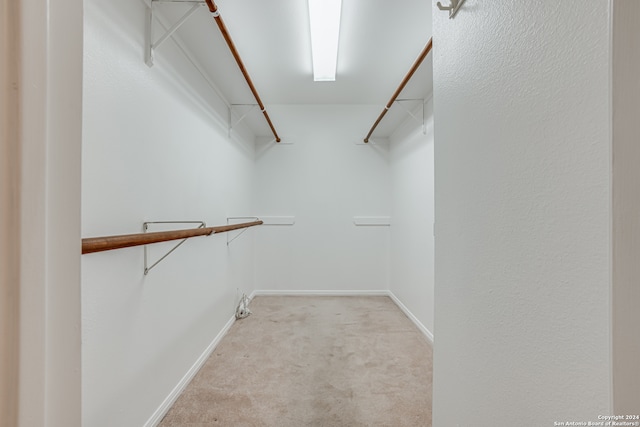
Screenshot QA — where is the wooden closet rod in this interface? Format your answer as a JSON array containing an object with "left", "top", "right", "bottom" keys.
[
  {"left": 82, "top": 220, "right": 263, "bottom": 254},
  {"left": 204, "top": 0, "right": 281, "bottom": 142},
  {"left": 363, "top": 38, "right": 433, "bottom": 143}
]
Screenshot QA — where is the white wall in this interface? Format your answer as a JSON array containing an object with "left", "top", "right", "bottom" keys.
[
  {"left": 389, "top": 99, "right": 435, "bottom": 338},
  {"left": 18, "top": 0, "right": 84, "bottom": 425},
  {"left": 253, "top": 105, "right": 391, "bottom": 292},
  {"left": 611, "top": 0, "right": 640, "bottom": 413},
  {"left": 1, "top": 0, "right": 20, "bottom": 424},
  {"left": 433, "top": 2, "right": 611, "bottom": 425},
  {"left": 82, "top": 0, "right": 256, "bottom": 425}
]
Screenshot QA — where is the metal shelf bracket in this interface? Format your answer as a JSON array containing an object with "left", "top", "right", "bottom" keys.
[
  {"left": 395, "top": 98, "right": 426, "bottom": 135},
  {"left": 226, "top": 217, "right": 259, "bottom": 246},
  {"left": 143, "top": 221, "right": 206, "bottom": 275},
  {"left": 436, "top": 0, "right": 466, "bottom": 19},
  {"left": 228, "top": 104, "right": 259, "bottom": 137},
  {"left": 145, "top": 0, "right": 205, "bottom": 67}
]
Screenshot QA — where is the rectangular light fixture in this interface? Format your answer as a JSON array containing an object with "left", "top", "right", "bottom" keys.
[{"left": 308, "top": 0, "right": 342, "bottom": 81}]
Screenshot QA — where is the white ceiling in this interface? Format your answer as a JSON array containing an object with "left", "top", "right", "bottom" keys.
[{"left": 155, "top": 0, "right": 433, "bottom": 139}]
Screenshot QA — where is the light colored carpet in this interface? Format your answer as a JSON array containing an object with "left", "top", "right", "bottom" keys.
[{"left": 159, "top": 296, "right": 433, "bottom": 426}]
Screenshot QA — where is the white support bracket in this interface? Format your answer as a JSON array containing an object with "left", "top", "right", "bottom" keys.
[
  {"left": 143, "top": 221, "right": 206, "bottom": 275},
  {"left": 145, "top": 0, "right": 205, "bottom": 67},
  {"left": 226, "top": 217, "right": 259, "bottom": 246},
  {"left": 395, "top": 98, "right": 426, "bottom": 135},
  {"left": 228, "top": 104, "right": 259, "bottom": 137}
]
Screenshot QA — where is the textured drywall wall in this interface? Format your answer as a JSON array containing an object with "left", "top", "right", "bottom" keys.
[
  {"left": 389, "top": 99, "right": 435, "bottom": 337},
  {"left": 82, "top": 0, "right": 256, "bottom": 425},
  {"left": 253, "top": 105, "right": 391, "bottom": 292},
  {"left": 612, "top": 0, "right": 640, "bottom": 413},
  {"left": 433, "top": 2, "right": 611, "bottom": 425}
]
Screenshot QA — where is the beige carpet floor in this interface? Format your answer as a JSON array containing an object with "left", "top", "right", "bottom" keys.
[{"left": 159, "top": 296, "right": 433, "bottom": 427}]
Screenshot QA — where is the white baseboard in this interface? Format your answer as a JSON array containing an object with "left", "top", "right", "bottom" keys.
[
  {"left": 249, "top": 289, "right": 390, "bottom": 298},
  {"left": 249, "top": 289, "right": 433, "bottom": 344},
  {"left": 386, "top": 291, "right": 434, "bottom": 344},
  {"left": 144, "top": 314, "right": 237, "bottom": 427}
]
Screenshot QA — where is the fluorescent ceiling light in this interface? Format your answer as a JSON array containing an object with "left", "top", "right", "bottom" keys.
[{"left": 308, "top": 0, "right": 342, "bottom": 81}]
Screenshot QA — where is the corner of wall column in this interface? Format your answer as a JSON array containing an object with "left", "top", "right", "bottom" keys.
[
  {"left": 0, "top": 0, "right": 21, "bottom": 425},
  {"left": 611, "top": 0, "right": 640, "bottom": 414},
  {"left": 17, "top": 0, "right": 84, "bottom": 424}
]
